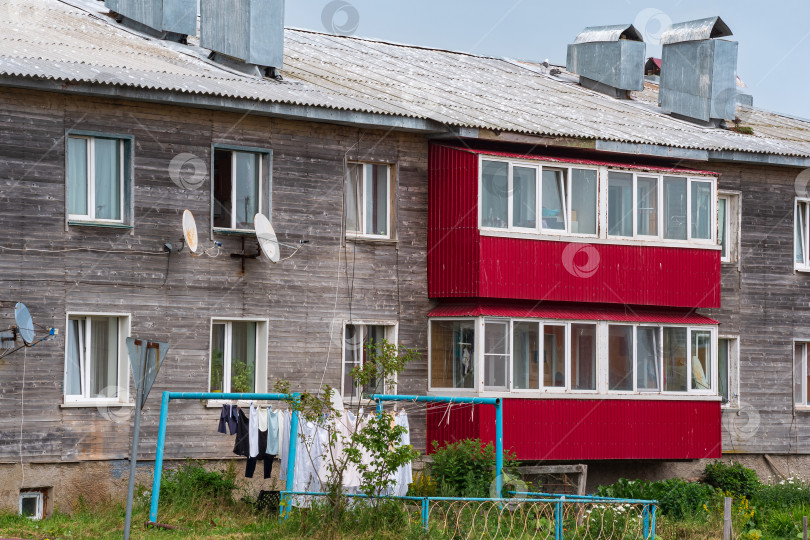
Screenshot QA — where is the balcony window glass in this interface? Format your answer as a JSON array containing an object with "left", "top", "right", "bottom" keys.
[
  {"left": 691, "top": 329, "right": 712, "bottom": 391},
  {"left": 570, "top": 323, "right": 596, "bottom": 390},
  {"left": 608, "top": 172, "right": 633, "bottom": 237},
  {"left": 636, "top": 327, "right": 660, "bottom": 391},
  {"left": 484, "top": 321, "right": 509, "bottom": 389},
  {"left": 664, "top": 176, "right": 688, "bottom": 240},
  {"left": 691, "top": 181, "right": 713, "bottom": 240},
  {"left": 570, "top": 169, "right": 597, "bottom": 235},
  {"left": 608, "top": 325, "right": 633, "bottom": 391},
  {"left": 430, "top": 320, "right": 475, "bottom": 389},
  {"left": 637, "top": 177, "right": 658, "bottom": 236},
  {"left": 481, "top": 160, "right": 508, "bottom": 228},
  {"left": 718, "top": 197, "right": 727, "bottom": 259},
  {"left": 512, "top": 166, "right": 537, "bottom": 229},
  {"left": 543, "top": 324, "right": 565, "bottom": 387},
  {"left": 541, "top": 169, "right": 566, "bottom": 231},
  {"left": 663, "top": 327, "right": 688, "bottom": 391},
  {"left": 513, "top": 322, "right": 539, "bottom": 390}
]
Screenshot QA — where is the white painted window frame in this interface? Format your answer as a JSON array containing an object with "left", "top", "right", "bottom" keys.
[
  {"left": 794, "top": 340, "right": 810, "bottom": 410},
  {"left": 345, "top": 162, "right": 393, "bottom": 240},
  {"left": 341, "top": 321, "right": 398, "bottom": 400},
  {"left": 477, "top": 155, "right": 719, "bottom": 249},
  {"left": 67, "top": 135, "right": 126, "bottom": 224},
  {"left": 19, "top": 491, "right": 43, "bottom": 520},
  {"left": 213, "top": 151, "right": 264, "bottom": 232},
  {"left": 62, "top": 312, "right": 131, "bottom": 405},
  {"left": 795, "top": 198, "right": 810, "bottom": 272},
  {"left": 718, "top": 335, "right": 740, "bottom": 409},
  {"left": 718, "top": 191, "right": 741, "bottom": 264},
  {"left": 207, "top": 317, "right": 269, "bottom": 395},
  {"left": 428, "top": 317, "right": 717, "bottom": 398}
]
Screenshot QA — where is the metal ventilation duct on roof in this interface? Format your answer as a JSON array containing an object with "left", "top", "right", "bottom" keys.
[
  {"left": 200, "top": 0, "right": 285, "bottom": 69},
  {"left": 105, "top": 0, "right": 197, "bottom": 37},
  {"left": 566, "top": 24, "right": 645, "bottom": 98},
  {"left": 659, "top": 17, "right": 738, "bottom": 123}
]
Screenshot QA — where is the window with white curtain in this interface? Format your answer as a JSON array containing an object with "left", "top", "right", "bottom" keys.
[
  {"left": 64, "top": 314, "right": 129, "bottom": 402},
  {"left": 345, "top": 162, "right": 392, "bottom": 238},
  {"left": 67, "top": 135, "right": 127, "bottom": 223}
]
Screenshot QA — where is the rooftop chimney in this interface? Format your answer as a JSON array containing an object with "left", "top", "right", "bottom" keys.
[
  {"left": 566, "top": 24, "right": 645, "bottom": 99},
  {"left": 659, "top": 17, "right": 737, "bottom": 125},
  {"left": 105, "top": 0, "right": 197, "bottom": 40},
  {"left": 200, "top": 0, "right": 285, "bottom": 73}
]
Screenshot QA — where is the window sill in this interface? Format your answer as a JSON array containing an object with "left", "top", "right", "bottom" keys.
[
  {"left": 796, "top": 266, "right": 810, "bottom": 273},
  {"left": 68, "top": 220, "right": 132, "bottom": 230},
  {"left": 60, "top": 401, "right": 134, "bottom": 408},
  {"left": 345, "top": 235, "right": 396, "bottom": 245},
  {"left": 204, "top": 398, "right": 279, "bottom": 408},
  {"left": 794, "top": 407, "right": 810, "bottom": 413},
  {"left": 213, "top": 228, "right": 257, "bottom": 236}
]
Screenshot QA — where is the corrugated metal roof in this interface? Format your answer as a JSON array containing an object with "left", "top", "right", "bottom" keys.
[
  {"left": 660, "top": 16, "right": 733, "bottom": 45},
  {"left": 573, "top": 24, "right": 643, "bottom": 44},
  {"left": 428, "top": 301, "right": 718, "bottom": 324},
  {"left": 2, "top": 0, "right": 809, "bottom": 159},
  {"left": 453, "top": 146, "right": 719, "bottom": 175}
]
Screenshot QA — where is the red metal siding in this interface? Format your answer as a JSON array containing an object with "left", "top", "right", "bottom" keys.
[
  {"left": 428, "top": 145, "right": 481, "bottom": 297},
  {"left": 478, "top": 237, "right": 721, "bottom": 308},
  {"left": 427, "top": 399, "right": 721, "bottom": 461}
]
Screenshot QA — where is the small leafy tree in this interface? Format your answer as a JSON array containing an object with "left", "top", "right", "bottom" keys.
[{"left": 274, "top": 339, "right": 419, "bottom": 521}]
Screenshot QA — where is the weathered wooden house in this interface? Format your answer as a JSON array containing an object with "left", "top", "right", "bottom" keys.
[{"left": 1, "top": 0, "right": 810, "bottom": 515}]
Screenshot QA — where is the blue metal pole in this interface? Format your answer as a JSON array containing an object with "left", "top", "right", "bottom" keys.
[
  {"left": 643, "top": 504, "right": 650, "bottom": 539},
  {"left": 422, "top": 498, "right": 429, "bottom": 531},
  {"left": 495, "top": 398, "right": 503, "bottom": 498},
  {"left": 149, "top": 391, "right": 170, "bottom": 523},
  {"left": 651, "top": 504, "right": 657, "bottom": 538},
  {"left": 555, "top": 499, "right": 563, "bottom": 539},
  {"left": 370, "top": 394, "right": 498, "bottom": 405},
  {"left": 375, "top": 398, "right": 383, "bottom": 415},
  {"left": 282, "top": 393, "right": 300, "bottom": 520}
]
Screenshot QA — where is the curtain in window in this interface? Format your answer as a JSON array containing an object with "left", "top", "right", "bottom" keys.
[
  {"left": 636, "top": 327, "right": 660, "bottom": 390},
  {"left": 90, "top": 317, "right": 118, "bottom": 398},
  {"left": 343, "top": 324, "right": 360, "bottom": 397},
  {"left": 481, "top": 161, "right": 508, "bottom": 228},
  {"left": 691, "top": 181, "right": 712, "bottom": 239},
  {"left": 571, "top": 169, "right": 597, "bottom": 234},
  {"left": 364, "top": 164, "right": 388, "bottom": 235},
  {"left": 230, "top": 321, "right": 256, "bottom": 393},
  {"left": 94, "top": 138, "right": 121, "bottom": 220},
  {"left": 664, "top": 177, "right": 688, "bottom": 240},
  {"left": 796, "top": 203, "right": 807, "bottom": 264},
  {"left": 234, "top": 152, "right": 259, "bottom": 229},
  {"left": 210, "top": 323, "right": 226, "bottom": 392},
  {"left": 65, "top": 319, "right": 83, "bottom": 396},
  {"left": 637, "top": 177, "right": 658, "bottom": 236},
  {"left": 691, "top": 330, "right": 712, "bottom": 390},
  {"left": 795, "top": 344, "right": 806, "bottom": 406},
  {"left": 513, "top": 322, "right": 539, "bottom": 390},
  {"left": 67, "top": 138, "right": 88, "bottom": 216},
  {"left": 718, "top": 339, "right": 729, "bottom": 403},
  {"left": 512, "top": 167, "right": 537, "bottom": 228},
  {"left": 541, "top": 170, "right": 566, "bottom": 230},
  {"left": 608, "top": 172, "right": 633, "bottom": 236},
  {"left": 345, "top": 164, "right": 362, "bottom": 233},
  {"left": 718, "top": 198, "right": 727, "bottom": 258}
]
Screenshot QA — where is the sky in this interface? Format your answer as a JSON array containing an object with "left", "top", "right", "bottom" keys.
[{"left": 285, "top": 0, "right": 810, "bottom": 120}]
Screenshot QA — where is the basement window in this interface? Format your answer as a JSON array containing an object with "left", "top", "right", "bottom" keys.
[
  {"left": 19, "top": 490, "right": 44, "bottom": 520},
  {"left": 212, "top": 146, "right": 272, "bottom": 233}
]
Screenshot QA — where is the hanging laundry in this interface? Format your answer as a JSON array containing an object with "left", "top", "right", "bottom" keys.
[
  {"left": 249, "top": 403, "right": 259, "bottom": 458},
  {"left": 393, "top": 410, "right": 413, "bottom": 497},
  {"left": 217, "top": 404, "right": 238, "bottom": 435},
  {"left": 266, "top": 407, "right": 281, "bottom": 456},
  {"left": 278, "top": 409, "right": 291, "bottom": 482}
]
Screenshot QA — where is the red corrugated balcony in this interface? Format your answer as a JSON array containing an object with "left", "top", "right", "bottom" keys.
[{"left": 427, "top": 144, "right": 721, "bottom": 309}]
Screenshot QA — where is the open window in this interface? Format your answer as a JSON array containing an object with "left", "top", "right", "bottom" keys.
[
  {"left": 717, "top": 192, "right": 740, "bottom": 263},
  {"left": 718, "top": 336, "right": 739, "bottom": 408},
  {"left": 212, "top": 146, "right": 272, "bottom": 233},
  {"left": 796, "top": 200, "right": 810, "bottom": 271},
  {"left": 209, "top": 319, "right": 268, "bottom": 394},
  {"left": 63, "top": 314, "right": 130, "bottom": 404},
  {"left": 66, "top": 134, "right": 132, "bottom": 227},
  {"left": 342, "top": 323, "right": 397, "bottom": 399}
]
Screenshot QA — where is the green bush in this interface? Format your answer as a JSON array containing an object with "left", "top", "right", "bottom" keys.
[
  {"left": 159, "top": 459, "right": 238, "bottom": 508},
  {"left": 703, "top": 461, "right": 761, "bottom": 499},
  {"left": 427, "top": 439, "right": 516, "bottom": 498},
  {"left": 596, "top": 478, "right": 718, "bottom": 520}
]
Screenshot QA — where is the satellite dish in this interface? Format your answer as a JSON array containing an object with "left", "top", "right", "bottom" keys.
[
  {"left": 254, "top": 213, "right": 280, "bottom": 263},
  {"left": 182, "top": 210, "right": 199, "bottom": 254},
  {"left": 14, "top": 303, "right": 34, "bottom": 345}
]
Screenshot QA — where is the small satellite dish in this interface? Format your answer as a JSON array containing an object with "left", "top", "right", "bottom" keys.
[
  {"left": 182, "top": 210, "right": 199, "bottom": 254},
  {"left": 254, "top": 213, "right": 280, "bottom": 263},
  {"left": 14, "top": 303, "right": 34, "bottom": 345}
]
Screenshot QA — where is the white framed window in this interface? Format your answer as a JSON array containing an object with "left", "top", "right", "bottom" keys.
[
  {"left": 19, "top": 490, "right": 44, "bottom": 520},
  {"left": 342, "top": 322, "right": 397, "bottom": 399},
  {"left": 345, "top": 162, "right": 393, "bottom": 238},
  {"left": 63, "top": 313, "right": 130, "bottom": 404},
  {"left": 209, "top": 318, "right": 268, "bottom": 394},
  {"left": 607, "top": 172, "right": 715, "bottom": 243},
  {"left": 794, "top": 341, "right": 810, "bottom": 408},
  {"left": 718, "top": 336, "right": 739, "bottom": 408},
  {"left": 479, "top": 159, "right": 598, "bottom": 236},
  {"left": 796, "top": 199, "right": 810, "bottom": 271},
  {"left": 66, "top": 134, "right": 129, "bottom": 224},
  {"left": 718, "top": 192, "right": 740, "bottom": 263},
  {"left": 429, "top": 318, "right": 715, "bottom": 396},
  {"left": 212, "top": 146, "right": 272, "bottom": 232}
]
